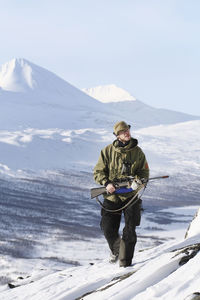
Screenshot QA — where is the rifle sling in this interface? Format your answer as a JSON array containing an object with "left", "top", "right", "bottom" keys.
[{"left": 96, "top": 184, "right": 146, "bottom": 213}]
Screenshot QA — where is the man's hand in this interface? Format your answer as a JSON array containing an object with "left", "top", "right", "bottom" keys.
[{"left": 106, "top": 183, "right": 116, "bottom": 194}]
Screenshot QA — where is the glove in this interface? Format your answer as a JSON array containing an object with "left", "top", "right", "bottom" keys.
[{"left": 131, "top": 176, "right": 142, "bottom": 190}]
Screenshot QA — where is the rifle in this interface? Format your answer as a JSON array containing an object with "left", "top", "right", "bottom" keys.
[{"left": 90, "top": 175, "right": 169, "bottom": 199}]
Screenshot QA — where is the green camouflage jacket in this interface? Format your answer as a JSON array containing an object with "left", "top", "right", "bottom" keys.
[{"left": 93, "top": 138, "right": 149, "bottom": 202}]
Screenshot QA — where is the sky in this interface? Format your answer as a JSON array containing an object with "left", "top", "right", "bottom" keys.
[{"left": 0, "top": 0, "right": 200, "bottom": 116}]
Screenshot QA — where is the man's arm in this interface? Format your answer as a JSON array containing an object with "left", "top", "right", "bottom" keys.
[
  {"left": 135, "top": 150, "right": 149, "bottom": 180},
  {"left": 93, "top": 149, "right": 116, "bottom": 193},
  {"left": 93, "top": 150, "right": 109, "bottom": 186}
]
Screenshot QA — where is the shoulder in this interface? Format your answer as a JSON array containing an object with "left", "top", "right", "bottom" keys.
[
  {"left": 135, "top": 145, "right": 145, "bottom": 152},
  {"left": 135, "top": 146, "right": 146, "bottom": 159},
  {"left": 129, "top": 140, "right": 145, "bottom": 157},
  {"left": 101, "top": 143, "right": 114, "bottom": 155},
  {"left": 135, "top": 145, "right": 143, "bottom": 152},
  {"left": 99, "top": 142, "right": 118, "bottom": 162}
]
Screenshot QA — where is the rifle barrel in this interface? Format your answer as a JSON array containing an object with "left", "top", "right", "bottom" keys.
[{"left": 149, "top": 175, "right": 169, "bottom": 181}]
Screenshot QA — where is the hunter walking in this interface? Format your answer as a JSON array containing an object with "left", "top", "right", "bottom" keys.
[{"left": 93, "top": 121, "right": 149, "bottom": 267}]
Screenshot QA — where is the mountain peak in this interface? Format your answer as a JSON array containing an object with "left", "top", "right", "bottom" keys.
[
  {"left": 82, "top": 84, "right": 136, "bottom": 103},
  {"left": 0, "top": 58, "right": 37, "bottom": 92}
]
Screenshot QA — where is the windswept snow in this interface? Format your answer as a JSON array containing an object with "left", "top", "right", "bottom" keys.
[{"left": 0, "top": 120, "right": 199, "bottom": 178}]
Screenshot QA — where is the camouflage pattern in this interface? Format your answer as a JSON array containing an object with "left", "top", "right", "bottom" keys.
[{"left": 93, "top": 137, "right": 149, "bottom": 202}]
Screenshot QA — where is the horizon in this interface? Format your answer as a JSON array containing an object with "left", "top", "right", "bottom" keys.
[{"left": 0, "top": 1, "right": 200, "bottom": 115}]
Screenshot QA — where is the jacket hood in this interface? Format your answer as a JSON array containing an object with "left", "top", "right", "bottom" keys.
[{"left": 113, "top": 138, "right": 138, "bottom": 153}]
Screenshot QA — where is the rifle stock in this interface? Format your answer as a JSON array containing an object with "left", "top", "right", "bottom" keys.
[
  {"left": 91, "top": 182, "right": 129, "bottom": 199},
  {"left": 91, "top": 186, "right": 107, "bottom": 198}
]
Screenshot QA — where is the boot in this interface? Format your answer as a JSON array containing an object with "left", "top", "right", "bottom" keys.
[
  {"left": 119, "top": 259, "right": 132, "bottom": 267},
  {"left": 119, "top": 239, "right": 133, "bottom": 267},
  {"left": 109, "top": 236, "right": 121, "bottom": 263},
  {"left": 109, "top": 252, "right": 119, "bottom": 263}
]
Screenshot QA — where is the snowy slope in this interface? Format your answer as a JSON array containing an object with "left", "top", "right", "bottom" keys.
[
  {"left": 0, "top": 207, "right": 200, "bottom": 300},
  {"left": 83, "top": 84, "right": 200, "bottom": 127},
  {"left": 0, "top": 58, "right": 200, "bottom": 299},
  {"left": 135, "top": 120, "right": 200, "bottom": 175},
  {"left": 0, "top": 58, "right": 199, "bottom": 173},
  {"left": 106, "top": 100, "right": 200, "bottom": 127},
  {"left": 0, "top": 58, "right": 199, "bottom": 132},
  {"left": 0, "top": 120, "right": 199, "bottom": 180},
  {"left": 0, "top": 58, "right": 97, "bottom": 101},
  {"left": 0, "top": 58, "right": 118, "bottom": 130},
  {"left": 0, "top": 58, "right": 36, "bottom": 92}
]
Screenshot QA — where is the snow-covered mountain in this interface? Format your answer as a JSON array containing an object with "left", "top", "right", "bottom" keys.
[
  {"left": 0, "top": 58, "right": 200, "bottom": 299},
  {"left": 0, "top": 58, "right": 199, "bottom": 132},
  {"left": 0, "top": 58, "right": 100, "bottom": 103},
  {"left": 0, "top": 58, "right": 199, "bottom": 172},
  {"left": 0, "top": 58, "right": 36, "bottom": 92},
  {"left": 0, "top": 58, "right": 115, "bottom": 130},
  {"left": 83, "top": 84, "right": 200, "bottom": 127},
  {"left": 82, "top": 84, "right": 136, "bottom": 102}
]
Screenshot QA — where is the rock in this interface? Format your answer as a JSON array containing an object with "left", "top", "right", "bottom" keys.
[{"left": 184, "top": 292, "right": 200, "bottom": 300}]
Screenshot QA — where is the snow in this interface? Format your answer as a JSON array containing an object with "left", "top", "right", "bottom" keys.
[
  {"left": 0, "top": 57, "right": 200, "bottom": 299},
  {"left": 134, "top": 120, "right": 200, "bottom": 175},
  {"left": 0, "top": 119, "right": 199, "bottom": 177},
  {"left": 0, "top": 210, "right": 200, "bottom": 300},
  {"left": 0, "top": 58, "right": 36, "bottom": 92},
  {"left": 185, "top": 208, "right": 200, "bottom": 239},
  {"left": 82, "top": 84, "right": 137, "bottom": 102}
]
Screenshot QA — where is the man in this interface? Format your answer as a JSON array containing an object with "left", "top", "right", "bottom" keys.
[{"left": 93, "top": 121, "right": 149, "bottom": 267}]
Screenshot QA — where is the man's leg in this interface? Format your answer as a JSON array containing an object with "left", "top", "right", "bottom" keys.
[
  {"left": 100, "top": 199, "right": 122, "bottom": 259},
  {"left": 119, "top": 199, "right": 142, "bottom": 267}
]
